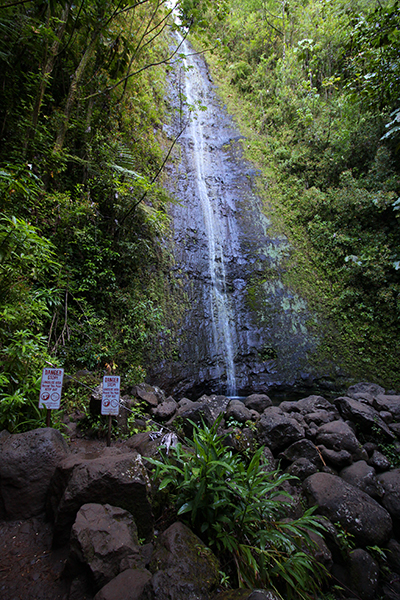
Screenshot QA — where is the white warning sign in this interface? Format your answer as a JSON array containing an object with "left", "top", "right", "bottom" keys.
[
  {"left": 101, "top": 376, "right": 120, "bottom": 416},
  {"left": 39, "top": 368, "right": 64, "bottom": 409}
]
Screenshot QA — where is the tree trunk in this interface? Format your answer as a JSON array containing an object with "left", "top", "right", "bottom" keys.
[
  {"left": 25, "top": 2, "right": 71, "bottom": 157},
  {"left": 53, "top": 33, "right": 98, "bottom": 153}
]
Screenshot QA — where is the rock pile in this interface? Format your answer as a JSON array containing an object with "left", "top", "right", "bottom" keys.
[{"left": 1, "top": 381, "right": 400, "bottom": 600}]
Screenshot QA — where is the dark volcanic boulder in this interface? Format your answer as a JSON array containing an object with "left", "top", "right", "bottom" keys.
[
  {"left": 132, "top": 384, "right": 165, "bottom": 407},
  {"left": 333, "top": 548, "right": 379, "bottom": 600},
  {"left": 287, "top": 458, "right": 318, "bottom": 480},
  {"left": 94, "top": 568, "right": 154, "bottom": 600},
  {"left": 315, "top": 420, "right": 365, "bottom": 467},
  {"left": 280, "top": 395, "right": 337, "bottom": 416},
  {"left": 150, "top": 522, "right": 219, "bottom": 600},
  {"left": 244, "top": 394, "right": 272, "bottom": 413},
  {"left": 303, "top": 472, "right": 392, "bottom": 546},
  {"left": 377, "top": 469, "right": 400, "bottom": 524},
  {"left": 334, "top": 396, "right": 395, "bottom": 440},
  {"left": 173, "top": 399, "right": 214, "bottom": 435},
  {"left": 48, "top": 450, "right": 153, "bottom": 546},
  {"left": 340, "top": 461, "right": 384, "bottom": 500},
  {"left": 304, "top": 410, "right": 336, "bottom": 426},
  {"left": 67, "top": 503, "right": 143, "bottom": 590},
  {"left": 279, "top": 439, "right": 323, "bottom": 469},
  {"left": 373, "top": 394, "right": 400, "bottom": 420},
  {"left": 0, "top": 427, "right": 69, "bottom": 519},
  {"left": 152, "top": 399, "right": 178, "bottom": 420},
  {"left": 317, "top": 446, "right": 353, "bottom": 469},
  {"left": 257, "top": 407, "right": 305, "bottom": 451},
  {"left": 347, "top": 382, "right": 385, "bottom": 400},
  {"left": 367, "top": 450, "right": 391, "bottom": 472},
  {"left": 226, "top": 399, "right": 253, "bottom": 423}
]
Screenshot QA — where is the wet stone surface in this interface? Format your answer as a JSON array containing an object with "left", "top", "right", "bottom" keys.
[{"left": 152, "top": 36, "right": 339, "bottom": 399}]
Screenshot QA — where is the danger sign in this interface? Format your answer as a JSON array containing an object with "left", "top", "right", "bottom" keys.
[
  {"left": 39, "top": 368, "right": 64, "bottom": 409},
  {"left": 101, "top": 375, "right": 120, "bottom": 416}
]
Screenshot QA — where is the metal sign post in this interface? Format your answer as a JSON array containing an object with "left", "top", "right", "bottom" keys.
[
  {"left": 39, "top": 367, "right": 64, "bottom": 427},
  {"left": 101, "top": 375, "right": 120, "bottom": 447}
]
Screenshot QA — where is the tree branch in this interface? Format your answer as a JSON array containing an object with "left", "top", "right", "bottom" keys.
[
  {"left": 0, "top": 0, "right": 32, "bottom": 9},
  {"left": 83, "top": 29, "right": 190, "bottom": 101},
  {"left": 119, "top": 121, "right": 187, "bottom": 227}
]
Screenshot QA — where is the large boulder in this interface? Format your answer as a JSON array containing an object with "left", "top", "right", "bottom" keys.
[
  {"left": 377, "top": 469, "right": 400, "bottom": 525},
  {"left": 244, "top": 394, "right": 272, "bottom": 413},
  {"left": 257, "top": 407, "right": 305, "bottom": 451},
  {"left": 132, "top": 384, "right": 165, "bottom": 407},
  {"left": 304, "top": 410, "right": 337, "bottom": 426},
  {"left": 303, "top": 472, "right": 392, "bottom": 546},
  {"left": 172, "top": 399, "right": 214, "bottom": 435},
  {"left": 367, "top": 449, "right": 391, "bottom": 472},
  {"left": 347, "top": 382, "right": 385, "bottom": 400},
  {"left": 67, "top": 503, "right": 143, "bottom": 590},
  {"left": 315, "top": 420, "right": 364, "bottom": 467},
  {"left": 94, "top": 568, "right": 154, "bottom": 600},
  {"left": 196, "top": 395, "right": 231, "bottom": 423},
  {"left": 48, "top": 450, "right": 153, "bottom": 546},
  {"left": 280, "top": 395, "right": 337, "bottom": 416},
  {"left": 226, "top": 399, "right": 253, "bottom": 424},
  {"left": 334, "top": 548, "right": 379, "bottom": 600},
  {"left": 279, "top": 439, "right": 323, "bottom": 469},
  {"left": 373, "top": 394, "right": 400, "bottom": 420},
  {"left": 351, "top": 549, "right": 379, "bottom": 600},
  {"left": 151, "top": 399, "right": 178, "bottom": 421},
  {"left": 0, "top": 427, "right": 69, "bottom": 519},
  {"left": 334, "top": 396, "right": 395, "bottom": 440},
  {"left": 150, "top": 522, "right": 219, "bottom": 600},
  {"left": 339, "top": 461, "right": 384, "bottom": 500}
]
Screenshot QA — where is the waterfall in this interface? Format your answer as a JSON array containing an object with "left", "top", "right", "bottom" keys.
[
  {"left": 181, "top": 38, "right": 237, "bottom": 396},
  {"left": 155, "top": 34, "right": 329, "bottom": 399}
]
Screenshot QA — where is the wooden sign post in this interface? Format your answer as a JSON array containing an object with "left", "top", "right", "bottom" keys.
[
  {"left": 39, "top": 367, "right": 64, "bottom": 426},
  {"left": 101, "top": 375, "right": 120, "bottom": 447}
]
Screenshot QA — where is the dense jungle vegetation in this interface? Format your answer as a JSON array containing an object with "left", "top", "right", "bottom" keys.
[
  {"left": 0, "top": 0, "right": 400, "bottom": 432},
  {"left": 201, "top": 0, "right": 400, "bottom": 386}
]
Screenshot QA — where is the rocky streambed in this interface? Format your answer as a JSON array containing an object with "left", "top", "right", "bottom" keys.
[{"left": 1, "top": 381, "right": 400, "bottom": 600}]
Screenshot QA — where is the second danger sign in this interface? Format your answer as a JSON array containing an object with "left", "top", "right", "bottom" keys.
[
  {"left": 39, "top": 368, "right": 64, "bottom": 409},
  {"left": 101, "top": 376, "right": 120, "bottom": 415}
]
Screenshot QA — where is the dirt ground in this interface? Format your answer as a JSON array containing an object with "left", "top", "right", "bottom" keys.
[{"left": 0, "top": 516, "right": 69, "bottom": 600}]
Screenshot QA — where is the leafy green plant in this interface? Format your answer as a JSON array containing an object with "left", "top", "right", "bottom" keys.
[
  {"left": 334, "top": 522, "right": 355, "bottom": 560},
  {"left": 149, "top": 416, "right": 328, "bottom": 598},
  {"left": 226, "top": 416, "right": 243, "bottom": 429}
]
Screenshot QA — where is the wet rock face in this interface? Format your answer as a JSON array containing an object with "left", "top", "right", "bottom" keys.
[{"left": 149, "top": 38, "right": 341, "bottom": 399}]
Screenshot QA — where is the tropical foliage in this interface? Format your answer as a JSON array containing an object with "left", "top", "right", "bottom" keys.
[
  {"left": 149, "top": 417, "right": 328, "bottom": 597},
  {"left": 0, "top": 0, "right": 192, "bottom": 429},
  {"left": 201, "top": 0, "right": 400, "bottom": 386}
]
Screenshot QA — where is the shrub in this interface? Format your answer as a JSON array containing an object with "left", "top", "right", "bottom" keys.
[{"left": 148, "top": 416, "right": 328, "bottom": 598}]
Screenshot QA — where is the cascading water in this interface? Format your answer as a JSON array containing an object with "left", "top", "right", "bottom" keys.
[
  {"left": 150, "top": 35, "right": 342, "bottom": 399},
  {"left": 181, "top": 38, "right": 237, "bottom": 396}
]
